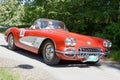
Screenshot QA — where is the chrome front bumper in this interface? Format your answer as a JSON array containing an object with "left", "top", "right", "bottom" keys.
[
  {"left": 56, "top": 47, "right": 105, "bottom": 59},
  {"left": 56, "top": 50, "right": 104, "bottom": 57}
]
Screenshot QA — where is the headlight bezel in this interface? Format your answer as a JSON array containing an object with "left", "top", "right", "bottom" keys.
[{"left": 65, "top": 38, "right": 76, "bottom": 46}]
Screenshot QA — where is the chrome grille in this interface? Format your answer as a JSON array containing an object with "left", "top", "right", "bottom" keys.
[
  {"left": 78, "top": 47, "right": 103, "bottom": 58},
  {"left": 78, "top": 47, "right": 102, "bottom": 52}
]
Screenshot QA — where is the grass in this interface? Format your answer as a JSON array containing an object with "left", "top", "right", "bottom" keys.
[
  {"left": 108, "top": 50, "right": 120, "bottom": 63},
  {"left": 0, "top": 68, "right": 20, "bottom": 80}
]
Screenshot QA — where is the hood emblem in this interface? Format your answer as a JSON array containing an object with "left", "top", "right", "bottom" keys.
[{"left": 87, "top": 41, "right": 91, "bottom": 45}]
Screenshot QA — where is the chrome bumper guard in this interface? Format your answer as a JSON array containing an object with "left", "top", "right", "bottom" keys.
[{"left": 104, "top": 51, "right": 110, "bottom": 57}]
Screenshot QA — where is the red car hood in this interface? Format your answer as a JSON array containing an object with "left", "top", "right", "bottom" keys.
[{"left": 48, "top": 29, "right": 104, "bottom": 47}]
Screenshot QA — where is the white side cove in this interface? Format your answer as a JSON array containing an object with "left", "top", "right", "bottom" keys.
[{"left": 19, "top": 36, "right": 46, "bottom": 48}]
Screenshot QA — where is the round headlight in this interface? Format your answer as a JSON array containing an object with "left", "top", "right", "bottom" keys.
[
  {"left": 65, "top": 38, "right": 72, "bottom": 46},
  {"left": 103, "top": 40, "right": 112, "bottom": 48},
  {"left": 71, "top": 38, "right": 76, "bottom": 46},
  {"left": 65, "top": 38, "right": 76, "bottom": 46},
  {"left": 108, "top": 41, "right": 112, "bottom": 47},
  {"left": 103, "top": 40, "right": 108, "bottom": 47}
]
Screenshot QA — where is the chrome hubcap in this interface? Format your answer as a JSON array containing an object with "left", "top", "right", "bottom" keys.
[{"left": 45, "top": 44, "right": 54, "bottom": 61}]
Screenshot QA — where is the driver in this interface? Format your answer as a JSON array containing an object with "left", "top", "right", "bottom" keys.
[{"left": 45, "top": 21, "right": 54, "bottom": 29}]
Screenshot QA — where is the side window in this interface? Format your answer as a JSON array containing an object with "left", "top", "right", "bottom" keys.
[
  {"left": 33, "top": 20, "right": 41, "bottom": 29},
  {"left": 41, "top": 21, "right": 48, "bottom": 28}
]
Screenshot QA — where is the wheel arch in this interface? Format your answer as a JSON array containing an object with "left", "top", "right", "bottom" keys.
[
  {"left": 5, "top": 27, "right": 18, "bottom": 42},
  {"left": 38, "top": 38, "right": 56, "bottom": 55},
  {"left": 6, "top": 32, "right": 13, "bottom": 42}
]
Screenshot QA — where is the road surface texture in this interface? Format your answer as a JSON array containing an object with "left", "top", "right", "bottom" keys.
[{"left": 0, "top": 33, "right": 120, "bottom": 80}]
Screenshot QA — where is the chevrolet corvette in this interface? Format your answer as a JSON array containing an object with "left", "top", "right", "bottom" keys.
[{"left": 4, "top": 18, "right": 112, "bottom": 65}]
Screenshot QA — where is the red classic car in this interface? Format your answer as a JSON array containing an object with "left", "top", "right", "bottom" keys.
[{"left": 5, "top": 18, "right": 112, "bottom": 65}]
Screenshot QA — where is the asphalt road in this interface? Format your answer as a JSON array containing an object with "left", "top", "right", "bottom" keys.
[{"left": 0, "top": 33, "right": 120, "bottom": 80}]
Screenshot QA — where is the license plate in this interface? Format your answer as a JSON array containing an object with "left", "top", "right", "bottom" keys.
[{"left": 87, "top": 56, "right": 98, "bottom": 62}]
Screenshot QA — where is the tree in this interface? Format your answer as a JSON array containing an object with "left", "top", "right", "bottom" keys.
[
  {"left": 0, "top": 0, "right": 120, "bottom": 49},
  {"left": 0, "top": 0, "right": 25, "bottom": 26}
]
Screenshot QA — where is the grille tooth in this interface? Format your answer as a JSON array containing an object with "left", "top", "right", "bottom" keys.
[
  {"left": 92, "top": 48, "right": 94, "bottom": 52},
  {"left": 96, "top": 49, "right": 98, "bottom": 52},
  {"left": 81, "top": 48, "right": 83, "bottom": 51},
  {"left": 79, "top": 48, "right": 81, "bottom": 51},
  {"left": 94, "top": 48, "right": 96, "bottom": 52},
  {"left": 87, "top": 49, "right": 89, "bottom": 52},
  {"left": 90, "top": 48, "right": 93, "bottom": 52}
]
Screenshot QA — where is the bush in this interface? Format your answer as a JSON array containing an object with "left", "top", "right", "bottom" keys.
[
  {"left": 109, "top": 50, "right": 120, "bottom": 62},
  {"left": 0, "top": 28, "right": 7, "bottom": 33},
  {"left": 104, "top": 22, "right": 120, "bottom": 49}
]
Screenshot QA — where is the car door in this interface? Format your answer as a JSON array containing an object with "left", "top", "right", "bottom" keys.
[{"left": 17, "top": 28, "right": 40, "bottom": 54}]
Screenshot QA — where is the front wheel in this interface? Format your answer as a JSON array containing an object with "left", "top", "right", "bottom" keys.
[
  {"left": 42, "top": 40, "right": 60, "bottom": 65},
  {"left": 8, "top": 33, "right": 16, "bottom": 50}
]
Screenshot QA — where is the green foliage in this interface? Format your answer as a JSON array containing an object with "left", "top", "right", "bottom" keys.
[
  {"left": 109, "top": 50, "right": 120, "bottom": 62},
  {"left": 0, "top": 28, "right": 7, "bottom": 33},
  {"left": 0, "top": 0, "right": 25, "bottom": 26},
  {"left": 72, "top": 23, "right": 87, "bottom": 34},
  {"left": 104, "top": 23, "right": 120, "bottom": 49},
  {"left": 0, "top": 68, "right": 19, "bottom": 80}
]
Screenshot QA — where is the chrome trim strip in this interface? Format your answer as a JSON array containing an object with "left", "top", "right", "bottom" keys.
[
  {"left": 56, "top": 50, "right": 74, "bottom": 54},
  {"left": 55, "top": 50, "right": 66, "bottom": 54}
]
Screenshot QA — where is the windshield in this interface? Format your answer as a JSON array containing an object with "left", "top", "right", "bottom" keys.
[{"left": 33, "top": 19, "right": 67, "bottom": 30}]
